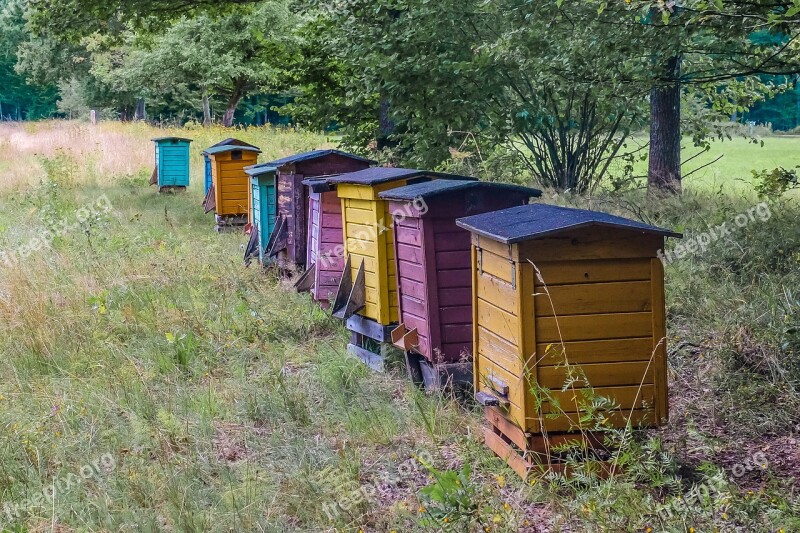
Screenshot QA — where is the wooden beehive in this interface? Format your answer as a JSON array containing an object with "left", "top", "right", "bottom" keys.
[
  {"left": 151, "top": 137, "right": 191, "bottom": 191},
  {"left": 378, "top": 180, "right": 541, "bottom": 387},
  {"left": 243, "top": 164, "right": 277, "bottom": 266},
  {"left": 326, "top": 169, "right": 474, "bottom": 367},
  {"left": 202, "top": 145, "right": 261, "bottom": 225},
  {"left": 294, "top": 177, "right": 344, "bottom": 307},
  {"left": 456, "top": 204, "right": 681, "bottom": 475},
  {"left": 262, "top": 150, "right": 373, "bottom": 271},
  {"left": 203, "top": 138, "right": 259, "bottom": 196}
]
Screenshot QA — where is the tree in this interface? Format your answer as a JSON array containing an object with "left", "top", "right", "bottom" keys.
[
  {"left": 0, "top": 0, "right": 57, "bottom": 119},
  {"left": 20, "top": 1, "right": 297, "bottom": 126},
  {"left": 584, "top": 0, "right": 800, "bottom": 194},
  {"left": 291, "top": 0, "right": 649, "bottom": 192}
]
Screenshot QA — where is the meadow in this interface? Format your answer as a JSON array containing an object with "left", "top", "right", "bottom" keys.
[{"left": 0, "top": 120, "right": 798, "bottom": 532}]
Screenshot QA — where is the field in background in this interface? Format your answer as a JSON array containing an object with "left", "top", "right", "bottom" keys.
[
  {"left": 608, "top": 135, "right": 800, "bottom": 192},
  {"left": 0, "top": 120, "right": 798, "bottom": 532}
]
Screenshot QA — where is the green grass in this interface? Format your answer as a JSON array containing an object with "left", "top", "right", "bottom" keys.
[
  {"left": 610, "top": 135, "right": 800, "bottom": 192},
  {"left": 0, "top": 121, "right": 798, "bottom": 532}
]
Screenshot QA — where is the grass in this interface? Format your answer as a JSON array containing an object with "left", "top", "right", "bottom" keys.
[
  {"left": 0, "top": 120, "right": 798, "bottom": 532},
  {"left": 611, "top": 135, "right": 800, "bottom": 192}
]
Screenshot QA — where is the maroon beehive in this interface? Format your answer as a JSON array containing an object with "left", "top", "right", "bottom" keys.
[
  {"left": 263, "top": 150, "right": 373, "bottom": 271},
  {"left": 295, "top": 176, "right": 344, "bottom": 307},
  {"left": 379, "top": 180, "right": 541, "bottom": 387}
]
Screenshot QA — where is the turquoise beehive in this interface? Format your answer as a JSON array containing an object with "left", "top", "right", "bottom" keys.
[
  {"left": 243, "top": 163, "right": 278, "bottom": 266},
  {"left": 151, "top": 137, "right": 192, "bottom": 191}
]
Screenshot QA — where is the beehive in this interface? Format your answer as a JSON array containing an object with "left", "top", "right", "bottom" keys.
[
  {"left": 295, "top": 177, "right": 344, "bottom": 307},
  {"left": 203, "top": 138, "right": 259, "bottom": 195},
  {"left": 327, "top": 169, "right": 474, "bottom": 326},
  {"left": 243, "top": 164, "right": 277, "bottom": 266},
  {"left": 378, "top": 180, "right": 541, "bottom": 386},
  {"left": 262, "top": 150, "right": 373, "bottom": 270},
  {"left": 202, "top": 145, "right": 261, "bottom": 226},
  {"left": 456, "top": 204, "right": 681, "bottom": 473},
  {"left": 151, "top": 137, "right": 191, "bottom": 191}
]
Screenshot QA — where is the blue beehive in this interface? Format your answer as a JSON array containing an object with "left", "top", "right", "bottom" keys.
[
  {"left": 151, "top": 137, "right": 192, "bottom": 191},
  {"left": 243, "top": 163, "right": 278, "bottom": 266},
  {"left": 202, "top": 138, "right": 259, "bottom": 195}
]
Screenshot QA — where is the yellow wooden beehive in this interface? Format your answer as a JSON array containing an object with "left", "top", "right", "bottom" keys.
[
  {"left": 456, "top": 204, "right": 682, "bottom": 475},
  {"left": 328, "top": 168, "right": 472, "bottom": 326},
  {"left": 203, "top": 145, "right": 261, "bottom": 219}
]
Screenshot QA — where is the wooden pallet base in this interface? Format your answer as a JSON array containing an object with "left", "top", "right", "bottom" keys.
[
  {"left": 483, "top": 407, "right": 617, "bottom": 479},
  {"left": 346, "top": 321, "right": 403, "bottom": 373}
]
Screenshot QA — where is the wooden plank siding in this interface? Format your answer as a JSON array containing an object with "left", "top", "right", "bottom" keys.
[
  {"left": 338, "top": 180, "right": 413, "bottom": 325},
  {"left": 211, "top": 151, "right": 259, "bottom": 217},
  {"left": 306, "top": 189, "right": 346, "bottom": 303},
  {"left": 277, "top": 154, "right": 370, "bottom": 272},
  {"left": 387, "top": 189, "right": 533, "bottom": 364},
  {"left": 471, "top": 232, "right": 669, "bottom": 435}
]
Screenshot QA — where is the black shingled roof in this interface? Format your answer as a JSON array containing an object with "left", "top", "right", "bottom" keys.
[
  {"left": 455, "top": 204, "right": 682, "bottom": 244},
  {"left": 378, "top": 179, "right": 542, "bottom": 201},
  {"left": 265, "top": 149, "right": 375, "bottom": 167},
  {"left": 327, "top": 167, "right": 476, "bottom": 186}
]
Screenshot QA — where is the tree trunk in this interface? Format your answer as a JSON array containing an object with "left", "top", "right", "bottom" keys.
[
  {"left": 648, "top": 55, "right": 682, "bottom": 195},
  {"left": 222, "top": 79, "right": 248, "bottom": 127},
  {"left": 202, "top": 94, "right": 212, "bottom": 127},
  {"left": 377, "top": 97, "right": 396, "bottom": 150},
  {"left": 134, "top": 98, "right": 146, "bottom": 121}
]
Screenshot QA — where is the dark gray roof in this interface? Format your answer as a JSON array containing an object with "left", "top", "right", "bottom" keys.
[
  {"left": 265, "top": 149, "right": 375, "bottom": 167},
  {"left": 327, "top": 167, "right": 476, "bottom": 186},
  {"left": 152, "top": 136, "right": 192, "bottom": 143},
  {"left": 203, "top": 145, "right": 261, "bottom": 156},
  {"left": 378, "top": 179, "right": 542, "bottom": 201},
  {"left": 244, "top": 163, "right": 277, "bottom": 177},
  {"left": 208, "top": 138, "right": 259, "bottom": 150},
  {"left": 302, "top": 176, "right": 340, "bottom": 193},
  {"left": 456, "top": 204, "right": 682, "bottom": 244}
]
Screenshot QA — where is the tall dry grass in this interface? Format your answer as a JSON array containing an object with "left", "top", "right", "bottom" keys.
[{"left": 0, "top": 120, "right": 334, "bottom": 191}]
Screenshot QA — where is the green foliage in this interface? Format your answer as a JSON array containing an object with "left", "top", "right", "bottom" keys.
[
  {"left": 753, "top": 166, "right": 800, "bottom": 198},
  {"left": 418, "top": 461, "right": 483, "bottom": 529},
  {"left": 0, "top": 0, "right": 58, "bottom": 118}
]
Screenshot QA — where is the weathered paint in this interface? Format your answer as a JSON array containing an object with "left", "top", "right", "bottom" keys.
[
  {"left": 456, "top": 204, "right": 680, "bottom": 436},
  {"left": 307, "top": 188, "right": 344, "bottom": 305},
  {"left": 268, "top": 152, "right": 372, "bottom": 270},
  {"left": 209, "top": 149, "right": 260, "bottom": 217},
  {"left": 337, "top": 181, "right": 409, "bottom": 325},
  {"left": 153, "top": 137, "right": 191, "bottom": 188}
]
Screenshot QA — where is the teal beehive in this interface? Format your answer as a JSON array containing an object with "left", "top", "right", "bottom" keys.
[
  {"left": 243, "top": 163, "right": 278, "bottom": 266},
  {"left": 151, "top": 137, "right": 192, "bottom": 192}
]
